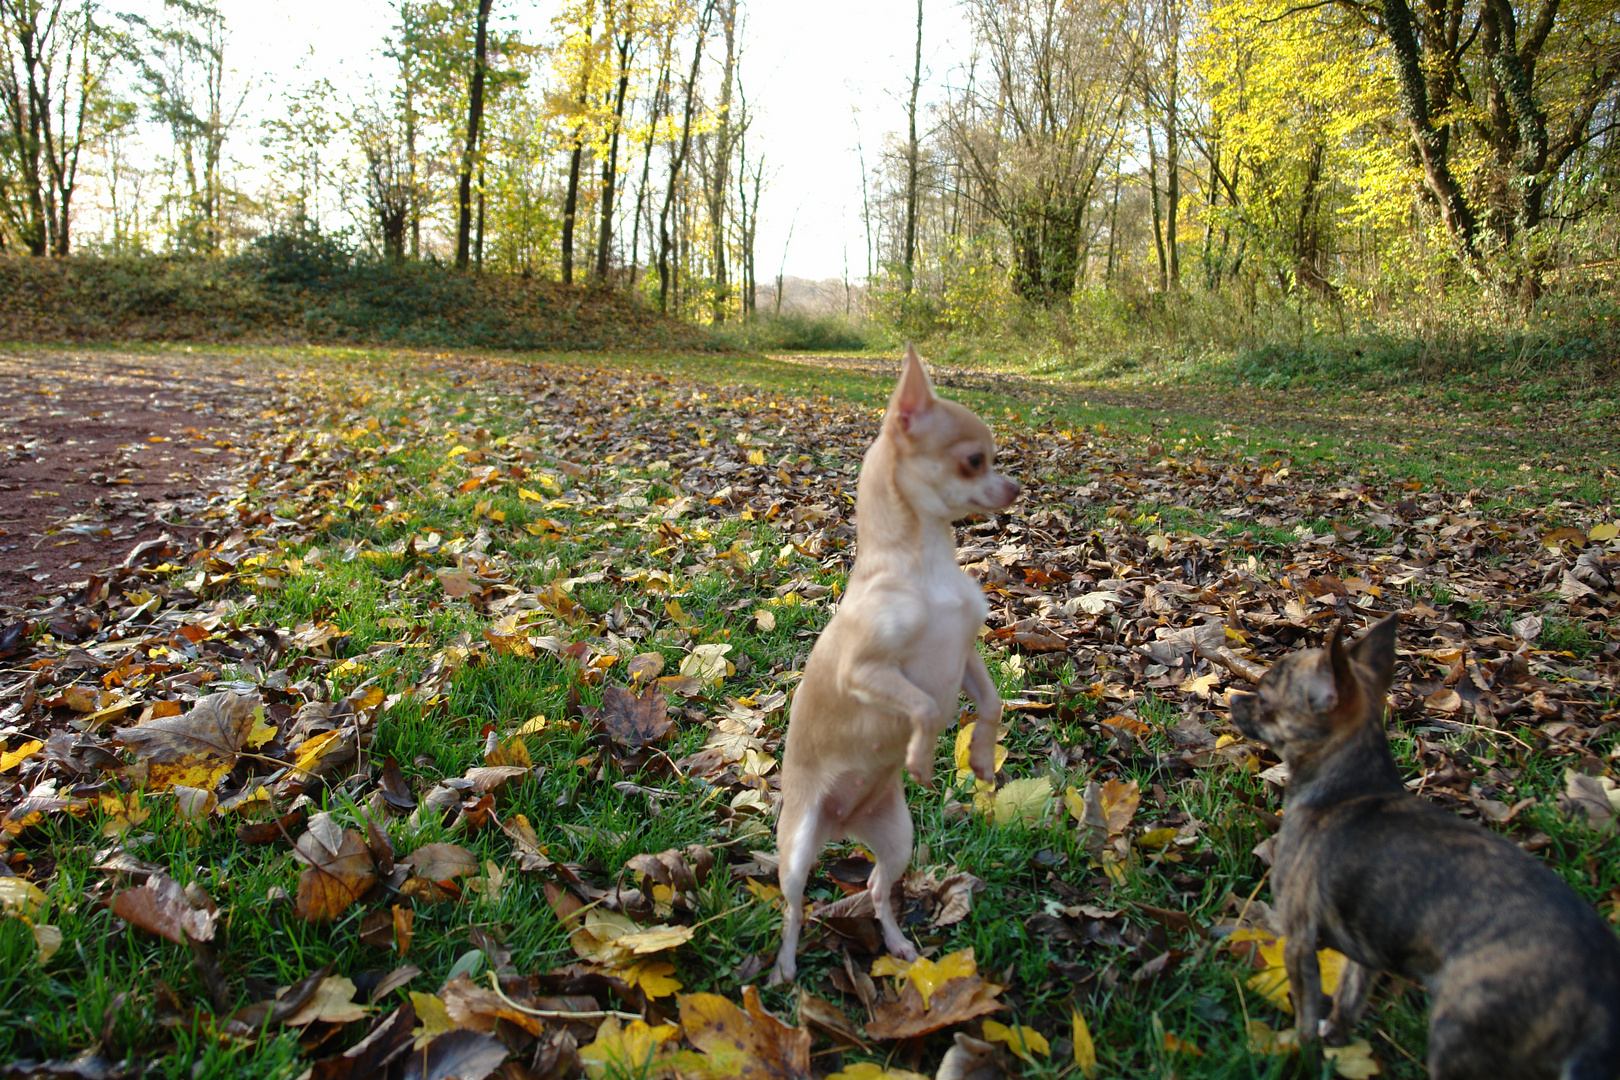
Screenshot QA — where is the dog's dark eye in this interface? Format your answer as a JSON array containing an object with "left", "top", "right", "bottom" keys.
[{"left": 967, "top": 452, "right": 985, "bottom": 471}]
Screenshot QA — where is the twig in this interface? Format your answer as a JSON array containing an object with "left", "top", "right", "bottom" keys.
[
  {"left": 484, "top": 973, "right": 642, "bottom": 1022},
  {"left": 1196, "top": 644, "right": 1268, "bottom": 684}
]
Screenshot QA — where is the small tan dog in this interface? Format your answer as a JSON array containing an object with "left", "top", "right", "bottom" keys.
[{"left": 772, "top": 346, "right": 1019, "bottom": 982}]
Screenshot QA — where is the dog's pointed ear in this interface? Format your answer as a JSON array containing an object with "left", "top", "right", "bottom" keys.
[
  {"left": 1307, "top": 623, "right": 1353, "bottom": 720},
  {"left": 1348, "top": 615, "right": 1398, "bottom": 700},
  {"left": 889, "top": 345, "right": 936, "bottom": 434}
]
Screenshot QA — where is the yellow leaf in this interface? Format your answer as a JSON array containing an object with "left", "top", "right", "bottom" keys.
[
  {"left": 1324, "top": 1039, "right": 1382, "bottom": 1078},
  {"left": 826, "top": 1064, "right": 930, "bottom": 1080},
  {"left": 1072, "top": 1008, "right": 1098, "bottom": 1075},
  {"left": 953, "top": 722, "right": 1007, "bottom": 783},
  {"left": 33, "top": 924, "right": 62, "bottom": 964},
  {"left": 1, "top": 739, "right": 43, "bottom": 773},
  {"left": 292, "top": 730, "right": 345, "bottom": 776},
  {"left": 1064, "top": 784, "right": 1086, "bottom": 823},
  {"left": 147, "top": 757, "right": 233, "bottom": 793},
  {"left": 679, "top": 643, "right": 734, "bottom": 684},
  {"left": 1179, "top": 671, "right": 1221, "bottom": 698},
  {"left": 989, "top": 776, "right": 1053, "bottom": 827},
  {"left": 579, "top": 1016, "right": 679, "bottom": 1080},
  {"left": 519, "top": 487, "right": 544, "bottom": 501},
  {"left": 516, "top": 714, "right": 550, "bottom": 736},
  {"left": 753, "top": 608, "right": 776, "bottom": 632},
  {"left": 982, "top": 1019, "right": 1050, "bottom": 1062},
  {"left": 410, "top": 992, "right": 455, "bottom": 1049},
  {"left": 245, "top": 712, "right": 277, "bottom": 749},
  {"left": 745, "top": 878, "right": 782, "bottom": 907},
  {"left": 1136, "top": 827, "right": 1178, "bottom": 850},
  {"left": 747, "top": 449, "right": 766, "bottom": 465},
  {"left": 1232, "top": 929, "right": 1347, "bottom": 1012},
  {"left": 1590, "top": 522, "right": 1619, "bottom": 543},
  {"left": 620, "top": 959, "right": 682, "bottom": 998},
  {"left": 611, "top": 923, "right": 697, "bottom": 956},
  {"left": 1246, "top": 1020, "right": 1300, "bottom": 1055},
  {"left": 870, "top": 948, "right": 976, "bottom": 1010},
  {"left": 0, "top": 878, "right": 46, "bottom": 919}
]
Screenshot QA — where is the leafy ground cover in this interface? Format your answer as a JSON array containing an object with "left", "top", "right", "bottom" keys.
[
  {"left": 0, "top": 344, "right": 1616, "bottom": 1080},
  {"left": 0, "top": 258, "right": 720, "bottom": 353}
]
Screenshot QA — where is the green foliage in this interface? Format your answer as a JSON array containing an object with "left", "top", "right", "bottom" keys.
[{"left": 707, "top": 311, "right": 881, "bottom": 352}]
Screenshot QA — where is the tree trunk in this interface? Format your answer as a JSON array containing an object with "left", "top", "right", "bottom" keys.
[
  {"left": 1147, "top": 119, "right": 1167, "bottom": 291},
  {"left": 454, "top": 0, "right": 493, "bottom": 268},
  {"left": 658, "top": 1, "right": 713, "bottom": 314},
  {"left": 595, "top": 7, "right": 634, "bottom": 282},
  {"left": 1164, "top": 0, "right": 1180, "bottom": 288},
  {"left": 705, "top": 0, "right": 736, "bottom": 323},
  {"left": 902, "top": 0, "right": 923, "bottom": 294},
  {"left": 562, "top": 134, "right": 584, "bottom": 283},
  {"left": 1379, "top": 0, "right": 1477, "bottom": 257},
  {"left": 475, "top": 163, "right": 485, "bottom": 269}
]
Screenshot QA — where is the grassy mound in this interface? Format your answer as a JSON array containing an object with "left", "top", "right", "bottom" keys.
[{"left": 0, "top": 256, "right": 723, "bottom": 352}]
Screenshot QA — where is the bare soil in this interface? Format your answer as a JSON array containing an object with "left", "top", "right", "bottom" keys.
[{"left": 0, "top": 349, "right": 278, "bottom": 613}]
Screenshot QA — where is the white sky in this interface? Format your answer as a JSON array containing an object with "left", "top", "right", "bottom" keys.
[{"left": 208, "top": 0, "right": 973, "bottom": 282}]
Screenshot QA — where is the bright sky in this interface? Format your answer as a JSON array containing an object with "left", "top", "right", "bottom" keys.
[{"left": 210, "top": 0, "right": 972, "bottom": 282}]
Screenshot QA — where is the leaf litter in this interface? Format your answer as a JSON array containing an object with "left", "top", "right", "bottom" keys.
[{"left": 0, "top": 348, "right": 1615, "bottom": 1076}]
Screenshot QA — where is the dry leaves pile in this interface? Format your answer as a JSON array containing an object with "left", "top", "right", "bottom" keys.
[{"left": 0, "top": 351, "right": 1615, "bottom": 1077}]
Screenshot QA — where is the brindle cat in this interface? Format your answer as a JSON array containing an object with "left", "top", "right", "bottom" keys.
[{"left": 1231, "top": 615, "right": 1620, "bottom": 1080}]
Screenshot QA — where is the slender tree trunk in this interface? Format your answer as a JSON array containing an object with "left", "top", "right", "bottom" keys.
[
  {"left": 1164, "top": 0, "right": 1180, "bottom": 288},
  {"left": 658, "top": 0, "right": 714, "bottom": 314},
  {"left": 562, "top": 132, "right": 584, "bottom": 283},
  {"left": 707, "top": 0, "right": 736, "bottom": 323},
  {"left": 902, "top": 0, "right": 922, "bottom": 294},
  {"left": 475, "top": 163, "right": 485, "bottom": 269},
  {"left": 454, "top": 0, "right": 493, "bottom": 268},
  {"left": 405, "top": 76, "right": 419, "bottom": 258},
  {"left": 1147, "top": 118, "right": 1166, "bottom": 291},
  {"left": 596, "top": 9, "right": 634, "bottom": 282},
  {"left": 628, "top": 45, "right": 670, "bottom": 290}
]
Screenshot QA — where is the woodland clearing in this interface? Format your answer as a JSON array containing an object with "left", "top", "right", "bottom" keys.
[{"left": 0, "top": 344, "right": 1615, "bottom": 1080}]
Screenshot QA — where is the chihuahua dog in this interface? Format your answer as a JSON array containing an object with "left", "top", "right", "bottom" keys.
[
  {"left": 1231, "top": 616, "right": 1620, "bottom": 1080},
  {"left": 771, "top": 347, "right": 1019, "bottom": 982}
]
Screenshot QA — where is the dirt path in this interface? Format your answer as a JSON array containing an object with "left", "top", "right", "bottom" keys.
[{"left": 0, "top": 349, "right": 282, "bottom": 612}]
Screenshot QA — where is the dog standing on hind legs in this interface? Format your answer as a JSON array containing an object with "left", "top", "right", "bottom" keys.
[
  {"left": 1230, "top": 615, "right": 1620, "bottom": 1080},
  {"left": 771, "top": 346, "right": 1020, "bottom": 983}
]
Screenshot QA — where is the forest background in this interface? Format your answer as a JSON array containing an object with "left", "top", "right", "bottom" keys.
[{"left": 1, "top": 0, "right": 1618, "bottom": 382}]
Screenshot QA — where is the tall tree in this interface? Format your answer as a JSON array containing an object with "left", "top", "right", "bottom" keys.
[
  {"left": 0, "top": 0, "right": 116, "bottom": 255},
  {"left": 594, "top": 0, "right": 636, "bottom": 281},
  {"left": 454, "top": 0, "right": 493, "bottom": 267},
  {"left": 901, "top": 0, "right": 922, "bottom": 293},
  {"left": 656, "top": 0, "right": 712, "bottom": 313}
]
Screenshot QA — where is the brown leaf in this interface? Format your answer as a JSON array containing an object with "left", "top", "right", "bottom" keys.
[
  {"left": 678, "top": 985, "right": 812, "bottom": 1079},
  {"left": 235, "top": 807, "right": 306, "bottom": 845},
  {"left": 600, "top": 683, "right": 673, "bottom": 748},
  {"left": 401, "top": 1027, "right": 510, "bottom": 1080},
  {"left": 408, "top": 842, "right": 479, "bottom": 882},
  {"left": 110, "top": 872, "right": 218, "bottom": 944},
  {"left": 863, "top": 971, "right": 1006, "bottom": 1041},
  {"left": 309, "top": 1000, "right": 417, "bottom": 1080},
  {"left": 440, "top": 973, "right": 545, "bottom": 1036},
  {"left": 294, "top": 812, "right": 377, "bottom": 922},
  {"left": 379, "top": 756, "right": 417, "bottom": 810},
  {"left": 627, "top": 652, "right": 666, "bottom": 683},
  {"left": 113, "top": 690, "right": 264, "bottom": 763}
]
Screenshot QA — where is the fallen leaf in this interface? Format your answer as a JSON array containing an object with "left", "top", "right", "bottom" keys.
[
  {"left": 293, "top": 813, "right": 377, "bottom": 922},
  {"left": 676, "top": 985, "right": 811, "bottom": 1079},
  {"left": 408, "top": 842, "right": 480, "bottom": 881},
  {"left": 1323, "top": 1039, "right": 1382, "bottom": 1078},
  {"left": 679, "top": 643, "right": 734, "bottom": 684},
  {"left": 982, "top": 1019, "right": 1049, "bottom": 1062},
  {"left": 110, "top": 872, "right": 218, "bottom": 943},
  {"left": 579, "top": 1016, "right": 679, "bottom": 1080},
  {"left": 978, "top": 775, "right": 1053, "bottom": 826},
  {"left": 401, "top": 1028, "right": 510, "bottom": 1080},
  {"left": 1072, "top": 1008, "right": 1097, "bottom": 1075},
  {"left": 286, "top": 975, "right": 367, "bottom": 1026},
  {"left": 599, "top": 683, "right": 674, "bottom": 748},
  {"left": 1, "top": 739, "right": 43, "bottom": 773}
]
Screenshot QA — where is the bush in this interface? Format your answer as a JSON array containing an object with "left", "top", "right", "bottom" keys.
[
  {"left": 709, "top": 312, "right": 883, "bottom": 352},
  {"left": 235, "top": 221, "right": 358, "bottom": 289}
]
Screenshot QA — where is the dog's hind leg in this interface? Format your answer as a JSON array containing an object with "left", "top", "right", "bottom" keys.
[
  {"left": 847, "top": 777, "right": 918, "bottom": 963},
  {"left": 772, "top": 787, "right": 827, "bottom": 983},
  {"left": 1322, "top": 960, "right": 1373, "bottom": 1045}
]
